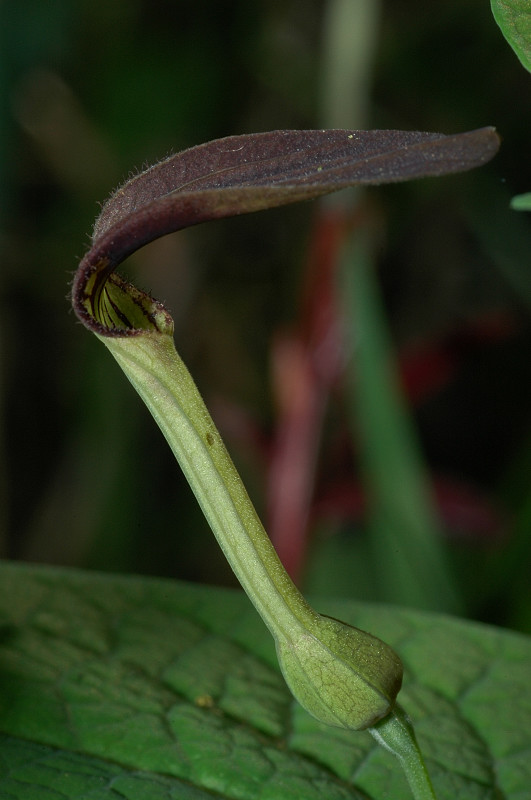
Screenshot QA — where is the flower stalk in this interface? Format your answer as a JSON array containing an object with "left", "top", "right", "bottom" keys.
[{"left": 97, "top": 292, "right": 403, "bottom": 732}]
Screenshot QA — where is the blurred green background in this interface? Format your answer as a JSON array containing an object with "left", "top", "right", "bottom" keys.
[{"left": 1, "top": 1, "right": 530, "bottom": 631}]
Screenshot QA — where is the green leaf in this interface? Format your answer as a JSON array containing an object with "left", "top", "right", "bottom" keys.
[
  {"left": 1, "top": 562, "right": 530, "bottom": 799},
  {"left": 0, "top": 735, "right": 219, "bottom": 800},
  {"left": 491, "top": 0, "right": 531, "bottom": 73},
  {"left": 510, "top": 191, "right": 531, "bottom": 211}
]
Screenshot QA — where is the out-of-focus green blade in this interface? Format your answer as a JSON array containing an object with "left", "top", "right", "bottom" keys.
[
  {"left": 340, "top": 236, "right": 461, "bottom": 613},
  {"left": 465, "top": 183, "right": 531, "bottom": 314}
]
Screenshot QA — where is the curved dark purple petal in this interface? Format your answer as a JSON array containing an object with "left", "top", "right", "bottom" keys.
[{"left": 73, "top": 127, "right": 499, "bottom": 336}]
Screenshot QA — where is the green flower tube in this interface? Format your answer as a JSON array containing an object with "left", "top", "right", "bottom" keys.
[{"left": 91, "top": 274, "right": 403, "bottom": 732}]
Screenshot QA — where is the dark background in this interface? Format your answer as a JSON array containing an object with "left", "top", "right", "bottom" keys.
[{"left": 1, "top": 0, "right": 530, "bottom": 630}]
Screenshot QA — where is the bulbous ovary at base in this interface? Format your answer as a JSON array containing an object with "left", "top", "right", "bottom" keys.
[{"left": 275, "top": 613, "right": 403, "bottom": 730}]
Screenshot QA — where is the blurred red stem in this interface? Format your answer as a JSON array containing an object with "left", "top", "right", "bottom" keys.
[{"left": 267, "top": 209, "right": 350, "bottom": 582}]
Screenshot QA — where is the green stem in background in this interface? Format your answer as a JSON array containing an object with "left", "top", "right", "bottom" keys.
[
  {"left": 340, "top": 235, "right": 462, "bottom": 614},
  {"left": 318, "top": 1, "right": 459, "bottom": 616},
  {"left": 320, "top": 0, "right": 381, "bottom": 131}
]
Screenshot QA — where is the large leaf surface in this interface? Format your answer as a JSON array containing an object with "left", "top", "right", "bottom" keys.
[{"left": 0, "top": 562, "right": 529, "bottom": 799}]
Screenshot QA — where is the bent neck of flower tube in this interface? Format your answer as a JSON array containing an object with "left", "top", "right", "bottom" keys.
[{"left": 97, "top": 327, "right": 317, "bottom": 643}]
